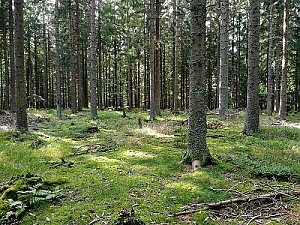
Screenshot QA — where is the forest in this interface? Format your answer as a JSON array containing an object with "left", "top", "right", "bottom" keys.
[{"left": 0, "top": 0, "right": 299, "bottom": 224}]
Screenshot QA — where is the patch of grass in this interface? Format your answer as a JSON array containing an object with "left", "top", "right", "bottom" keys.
[{"left": 0, "top": 110, "right": 299, "bottom": 224}]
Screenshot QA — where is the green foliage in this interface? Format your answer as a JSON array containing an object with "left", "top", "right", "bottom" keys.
[
  {"left": 0, "top": 174, "right": 62, "bottom": 223},
  {"left": 0, "top": 110, "right": 299, "bottom": 224}
]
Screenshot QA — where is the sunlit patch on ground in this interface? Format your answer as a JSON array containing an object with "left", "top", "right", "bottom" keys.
[
  {"left": 136, "top": 127, "right": 174, "bottom": 138},
  {"left": 166, "top": 181, "right": 201, "bottom": 192},
  {"left": 121, "top": 150, "right": 155, "bottom": 159}
]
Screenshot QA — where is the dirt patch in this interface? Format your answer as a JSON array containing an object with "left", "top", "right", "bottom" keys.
[
  {"left": 261, "top": 117, "right": 300, "bottom": 129},
  {"left": 0, "top": 113, "right": 51, "bottom": 131}
]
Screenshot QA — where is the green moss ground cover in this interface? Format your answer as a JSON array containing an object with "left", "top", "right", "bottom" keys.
[{"left": 0, "top": 109, "right": 299, "bottom": 224}]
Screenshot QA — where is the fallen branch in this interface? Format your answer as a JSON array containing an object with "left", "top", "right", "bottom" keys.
[
  {"left": 246, "top": 213, "right": 287, "bottom": 225},
  {"left": 173, "top": 190, "right": 300, "bottom": 217},
  {"left": 206, "top": 191, "right": 300, "bottom": 209}
]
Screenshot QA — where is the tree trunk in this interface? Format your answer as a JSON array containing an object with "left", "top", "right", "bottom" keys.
[
  {"left": 266, "top": 3, "right": 275, "bottom": 114},
  {"left": 54, "top": 0, "right": 62, "bottom": 119},
  {"left": 244, "top": 0, "right": 260, "bottom": 135},
  {"left": 9, "top": 0, "right": 16, "bottom": 112},
  {"left": 14, "top": 0, "right": 28, "bottom": 131},
  {"left": 90, "top": 0, "right": 97, "bottom": 118},
  {"left": 69, "top": 0, "right": 77, "bottom": 113},
  {"left": 149, "top": 0, "right": 156, "bottom": 120},
  {"left": 173, "top": 0, "right": 180, "bottom": 113},
  {"left": 154, "top": 0, "right": 161, "bottom": 115},
  {"left": 279, "top": 0, "right": 289, "bottom": 119},
  {"left": 218, "top": 0, "right": 229, "bottom": 117},
  {"left": 182, "top": 0, "right": 211, "bottom": 166}
]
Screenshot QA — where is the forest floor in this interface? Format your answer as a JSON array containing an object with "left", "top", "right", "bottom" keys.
[{"left": 0, "top": 109, "right": 300, "bottom": 225}]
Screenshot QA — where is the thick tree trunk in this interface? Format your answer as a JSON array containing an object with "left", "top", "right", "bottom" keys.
[
  {"left": 182, "top": 0, "right": 211, "bottom": 166},
  {"left": 218, "top": 0, "right": 229, "bottom": 117},
  {"left": 14, "top": 0, "right": 28, "bottom": 131},
  {"left": 279, "top": 0, "right": 289, "bottom": 119},
  {"left": 244, "top": 0, "right": 260, "bottom": 135},
  {"left": 90, "top": 0, "right": 97, "bottom": 118}
]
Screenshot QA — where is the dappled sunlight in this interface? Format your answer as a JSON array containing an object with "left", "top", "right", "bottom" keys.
[
  {"left": 120, "top": 150, "right": 155, "bottom": 159},
  {"left": 166, "top": 181, "right": 201, "bottom": 192},
  {"left": 135, "top": 127, "right": 174, "bottom": 138},
  {"left": 130, "top": 164, "right": 155, "bottom": 175},
  {"left": 89, "top": 155, "right": 121, "bottom": 163},
  {"left": 0, "top": 125, "right": 14, "bottom": 131}
]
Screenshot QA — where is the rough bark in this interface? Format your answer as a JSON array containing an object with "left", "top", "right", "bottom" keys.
[
  {"left": 218, "top": 0, "right": 229, "bottom": 117},
  {"left": 279, "top": 0, "right": 289, "bottom": 119},
  {"left": 244, "top": 0, "right": 260, "bottom": 135},
  {"left": 14, "top": 0, "right": 28, "bottom": 131},
  {"left": 182, "top": 0, "right": 211, "bottom": 166},
  {"left": 90, "top": 0, "right": 97, "bottom": 118}
]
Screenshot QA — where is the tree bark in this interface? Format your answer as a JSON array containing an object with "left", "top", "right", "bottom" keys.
[
  {"left": 90, "top": 0, "right": 97, "bottom": 118},
  {"left": 244, "top": 0, "right": 260, "bottom": 135},
  {"left": 218, "top": 0, "right": 229, "bottom": 117},
  {"left": 149, "top": 0, "right": 156, "bottom": 120},
  {"left": 155, "top": 0, "right": 161, "bottom": 115},
  {"left": 266, "top": 3, "right": 275, "bottom": 114},
  {"left": 75, "top": 0, "right": 83, "bottom": 111},
  {"left": 173, "top": 0, "right": 180, "bottom": 113},
  {"left": 54, "top": 0, "right": 62, "bottom": 119},
  {"left": 182, "top": 0, "right": 211, "bottom": 166},
  {"left": 279, "top": 0, "right": 289, "bottom": 119},
  {"left": 14, "top": 0, "right": 28, "bottom": 131},
  {"left": 9, "top": 0, "right": 16, "bottom": 112}
]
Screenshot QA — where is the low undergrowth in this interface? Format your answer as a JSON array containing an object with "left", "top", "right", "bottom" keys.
[{"left": 0, "top": 109, "right": 299, "bottom": 224}]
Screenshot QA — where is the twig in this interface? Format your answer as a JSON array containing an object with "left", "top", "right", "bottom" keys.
[
  {"left": 246, "top": 214, "right": 261, "bottom": 225},
  {"left": 173, "top": 190, "right": 300, "bottom": 217},
  {"left": 89, "top": 215, "right": 101, "bottom": 225},
  {"left": 209, "top": 187, "right": 248, "bottom": 197},
  {"left": 246, "top": 213, "right": 287, "bottom": 225}
]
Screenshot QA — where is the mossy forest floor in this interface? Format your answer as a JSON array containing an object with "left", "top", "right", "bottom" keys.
[{"left": 0, "top": 109, "right": 300, "bottom": 224}]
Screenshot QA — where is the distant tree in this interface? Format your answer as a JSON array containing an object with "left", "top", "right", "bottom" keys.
[
  {"left": 149, "top": 0, "right": 156, "bottom": 120},
  {"left": 182, "top": 0, "right": 211, "bottom": 166},
  {"left": 266, "top": 2, "right": 275, "bottom": 114},
  {"left": 172, "top": 0, "right": 180, "bottom": 113},
  {"left": 279, "top": 0, "right": 289, "bottom": 119},
  {"left": 90, "top": 0, "right": 97, "bottom": 118},
  {"left": 155, "top": 0, "right": 161, "bottom": 116},
  {"left": 244, "top": 0, "right": 260, "bottom": 135},
  {"left": 219, "top": 0, "right": 229, "bottom": 117},
  {"left": 9, "top": 0, "right": 16, "bottom": 112},
  {"left": 14, "top": 0, "right": 28, "bottom": 131},
  {"left": 54, "top": 0, "right": 62, "bottom": 119}
]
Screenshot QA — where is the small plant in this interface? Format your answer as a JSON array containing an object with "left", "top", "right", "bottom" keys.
[{"left": 0, "top": 174, "right": 62, "bottom": 224}]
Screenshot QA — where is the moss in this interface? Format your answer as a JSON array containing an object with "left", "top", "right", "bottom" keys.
[{"left": 0, "top": 179, "right": 27, "bottom": 201}]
